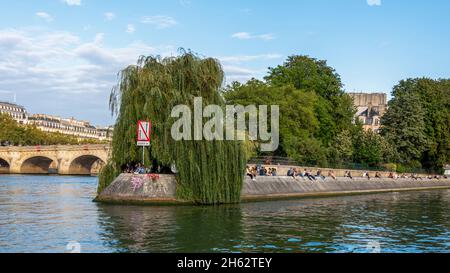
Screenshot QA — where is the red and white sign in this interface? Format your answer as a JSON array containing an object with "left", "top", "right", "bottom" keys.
[{"left": 137, "top": 120, "right": 151, "bottom": 146}]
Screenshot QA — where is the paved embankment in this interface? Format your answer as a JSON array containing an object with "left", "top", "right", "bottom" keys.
[
  {"left": 241, "top": 176, "right": 450, "bottom": 201},
  {"left": 96, "top": 173, "right": 450, "bottom": 205}
]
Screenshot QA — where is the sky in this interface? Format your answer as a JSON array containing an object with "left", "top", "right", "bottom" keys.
[{"left": 0, "top": 0, "right": 449, "bottom": 126}]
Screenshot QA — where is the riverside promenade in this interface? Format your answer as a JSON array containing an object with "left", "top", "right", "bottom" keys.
[{"left": 96, "top": 172, "right": 450, "bottom": 205}]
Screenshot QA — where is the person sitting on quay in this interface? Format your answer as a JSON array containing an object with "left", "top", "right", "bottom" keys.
[
  {"left": 411, "top": 173, "right": 421, "bottom": 180},
  {"left": 305, "top": 169, "right": 316, "bottom": 181},
  {"left": 375, "top": 172, "right": 382, "bottom": 179},
  {"left": 271, "top": 168, "right": 277, "bottom": 176},
  {"left": 316, "top": 169, "right": 326, "bottom": 180},
  {"left": 287, "top": 167, "right": 295, "bottom": 178},
  {"left": 344, "top": 171, "right": 353, "bottom": 179},
  {"left": 328, "top": 170, "right": 336, "bottom": 180},
  {"left": 363, "top": 171, "right": 371, "bottom": 180},
  {"left": 246, "top": 165, "right": 256, "bottom": 181},
  {"left": 296, "top": 169, "right": 306, "bottom": 179},
  {"left": 286, "top": 168, "right": 292, "bottom": 176},
  {"left": 252, "top": 166, "right": 257, "bottom": 179},
  {"left": 133, "top": 163, "right": 146, "bottom": 174},
  {"left": 259, "top": 166, "right": 268, "bottom": 176}
]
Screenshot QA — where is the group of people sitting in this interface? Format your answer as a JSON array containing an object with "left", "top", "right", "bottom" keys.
[
  {"left": 246, "top": 165, "right": 449, "bottom": 181},
  {"left": 246, "top": 165, "right": 277, "bottom": 181},
  {"left": 387, "top": 172, "right": 447, "bottom": 180},
  {"left": 123, "top": 163, "right": 164, "bottom": 175},
  {"left": 287, "top": 168, "right": 339, "bottom": 180}
]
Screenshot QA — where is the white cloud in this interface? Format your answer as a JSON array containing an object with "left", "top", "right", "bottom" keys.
[
  {"left": 126, "top": 24, "right": 136, "bottom": 34},
  {"left": 62, "top": 0, "right": 81, "bottom": 6},
  {"left": 141, "top": 15, "right": 177, "bottom": 29},
  {"left": 218, "top": 54, "right": 281, "bottom": 64},
  {"left": 104, "top": 12, "right": 115, "bottom": 21},
  {"left": 36, "top": 12, "right": 54, "bottom": 22},
  {"left": 231, "top": 32, "right": 274, "bottom": 41},
  {"left": 367, "top": 0, "right": 381, "bottom": 6},
  {"left": 0, "top": 28, "right": 176, "bottom": 125},
  {"left": 222, "top": 65, "right": 263, "bottom": 83},
  {"left": 218, "top": 54, "right": 282, "bottom": 83}
]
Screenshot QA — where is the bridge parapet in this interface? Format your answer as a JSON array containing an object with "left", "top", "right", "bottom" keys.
[{"left": 0, "top": 145, "right": 110, "bottom": 175}]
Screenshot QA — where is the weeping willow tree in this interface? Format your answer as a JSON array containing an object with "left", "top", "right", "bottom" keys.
[{"left": 98, "top": 51, "right": 247, "bottom": 205}]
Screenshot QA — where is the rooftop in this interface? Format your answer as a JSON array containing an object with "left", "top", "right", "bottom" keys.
[{"left": 0, "top": 101, "right": 26, "bottom": 109}]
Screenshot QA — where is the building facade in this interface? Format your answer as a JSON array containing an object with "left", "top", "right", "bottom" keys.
[
  {"left": 0, "top": 101, "right": 112, "bottom": 141},
  {"left": 348, "top": 93, "right": 388, "bottom": 133},
  {"left": 0, "top": 101, "right": 28, "bottom": 124},
  {"left": 28, "top": 114, "right": 113, "bottom": 141}
]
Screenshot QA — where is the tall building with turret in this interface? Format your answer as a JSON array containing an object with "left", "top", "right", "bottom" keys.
[{"left": 348, "top": 93, "right": 388, "bottom": 133}]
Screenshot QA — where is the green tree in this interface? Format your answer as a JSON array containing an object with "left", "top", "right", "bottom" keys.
[
  {"left": 264, "top": 55, "right": 343, "bottom": 100},
  {"left": 100, "top": 52, "right": 246, "bottom": 204},
  {"left": 264, "top": 55, "right": 355, "bottom": 146},
  {"left": 224, "top": 80, "right": 328, "bottom": 165},
  {"left": 353, "top": 129, "right": 395, "bottom": 166},
  {"left": 329, "top": 129, "right": 354, "bottom": 165},
  {"left": 224, "top": 55, "right": 356, "bottom": 166},
  {"left": 381, "top": 91, "right": 429, "bottom": 167},
  {"left": 388, "top": 78, "right": 450, "bottom": 172}
]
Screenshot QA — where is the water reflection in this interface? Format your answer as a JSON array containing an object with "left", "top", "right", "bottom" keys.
[
  {"left": 98, "top": 204, "right": 244, "bottom": 252},
  {"left": 1, "top": 175, "right": 450, "bottom": 253},
  {"left": 98, "top": 191, "right": 450, "bottom": 253}
]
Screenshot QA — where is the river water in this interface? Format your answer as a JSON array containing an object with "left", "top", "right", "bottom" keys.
[{"left": 0, "top": 175, "right": 449, "bottom": 253}]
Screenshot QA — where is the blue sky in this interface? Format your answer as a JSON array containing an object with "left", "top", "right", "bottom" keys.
[{"left": 0, "top": 0, "right": 449, "bottom": 125}]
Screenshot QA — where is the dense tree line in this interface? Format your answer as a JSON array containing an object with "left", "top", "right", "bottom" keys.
[
  {"left": 0, "top": 114, "right": 107, "bottom": 146},
  {"left": 224, "top": 55, "right": 449, "bottom": 173},
  {"left": 381, "top": 78, "right": 450, "bottom": 173}
]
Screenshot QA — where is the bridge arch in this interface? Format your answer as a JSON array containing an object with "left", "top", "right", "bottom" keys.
[
  {"left": 0, "top": 157, "right": 10, "bottom": 174},
  {"left": 68, "top": 155, "right": 106, "bottom": 175},
  {"left": 20, "top": 156, "right": 58, "bottom": 174}
]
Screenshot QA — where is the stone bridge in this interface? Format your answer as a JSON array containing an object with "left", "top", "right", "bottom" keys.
[{"left": 0, "top": 145, "right": 110, "bottom": 175}]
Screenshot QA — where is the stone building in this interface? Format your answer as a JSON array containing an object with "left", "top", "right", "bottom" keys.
[
  {"left": 348, "top": 93, "right": 388, "bottom": 133},
  {"left": 28, "top": 114, "right": 112, "bottom": 141},
  {"left": 96, "top": 126, "right": 114, "bottom": 141},
  {"left": 0, "top": 101, "right": 28, "bottom": 124},
  {"left": 1, "top": 100, "right": 112, "bottom": 141}
]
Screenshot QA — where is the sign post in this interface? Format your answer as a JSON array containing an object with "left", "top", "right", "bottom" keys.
[{"left": 137, "top": 120, "right": 151, "bottom": 165}]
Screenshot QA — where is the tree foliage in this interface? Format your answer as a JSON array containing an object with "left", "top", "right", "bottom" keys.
[
  {"left": 224, "top": 55, "right": 355, "bottom": 166},
  {"left": 381, "top": 78, "right": 450, "bottom": 172},
  {"left": 99, "top": 51, "right": 246, "bottom": 204}
]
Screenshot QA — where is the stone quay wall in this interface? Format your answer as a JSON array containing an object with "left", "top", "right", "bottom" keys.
[{"left": 96, "top": 173, "right": 450, "bottom": 205}]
